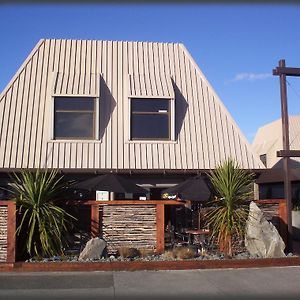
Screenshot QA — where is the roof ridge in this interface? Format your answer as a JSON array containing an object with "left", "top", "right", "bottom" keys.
[{"left": 43, "top": 38, "right": 182, "bottom": 45}]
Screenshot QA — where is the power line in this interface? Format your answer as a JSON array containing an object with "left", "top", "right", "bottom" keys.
[{"left": 286, "top": 79, "right": 300, "bottom": 100}]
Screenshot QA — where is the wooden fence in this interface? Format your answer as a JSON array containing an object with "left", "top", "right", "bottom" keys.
[
  {"left": 66, "top": 200, "right": 183, "bottom": 254},
  {"left": 0, "top": 199, "right": 289, "bottom": 262},
  {"left": 0, "top": 201, "right": 16, "bottom": 263}
]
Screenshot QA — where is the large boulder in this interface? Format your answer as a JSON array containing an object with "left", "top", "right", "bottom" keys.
[
  {"left": 79, "top": 238, "right": 107, "bottom": 261},
  {"left": 245, "top": 201, "right": 286, "bottom": 258}
]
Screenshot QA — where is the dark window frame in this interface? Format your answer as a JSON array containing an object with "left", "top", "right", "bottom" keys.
[
  {"left": 260, "top": 154, "right": 267, "bottom": 167},
  {"left": 54, "top": 96, "right": 96, "bottom": 140},
  {"left": 130, "top": 98, "right": 171, "bottom": 140}
]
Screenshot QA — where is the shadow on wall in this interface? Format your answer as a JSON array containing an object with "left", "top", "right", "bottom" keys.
[
  {"left": 172, "top": 80, "right": 188, "bottom": 139},
  {"left": 99, "top": 76, "right": 117, "bottom": 140},
  {"left": 99, "top": 77, "right": 188, "bottom": 140}
]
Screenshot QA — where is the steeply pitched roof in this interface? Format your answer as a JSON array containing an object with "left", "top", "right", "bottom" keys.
[
  {"left": 0, "top": 39, "right": 264, "bottom": 171},
  {"left": 253, "top": 115, "right": 300, "bottom": 168}
]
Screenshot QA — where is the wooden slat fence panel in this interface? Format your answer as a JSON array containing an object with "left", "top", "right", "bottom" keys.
[{"left": 101, "top": 205, "right": 157, "bottom": 254}]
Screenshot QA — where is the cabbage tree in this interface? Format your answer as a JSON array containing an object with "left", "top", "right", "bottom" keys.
[
  {"left": 206, "top": 159, "right": 254, "bottom": 256},
  {"left": 9, "top": 169, "right": 75, "bottom": 258}
]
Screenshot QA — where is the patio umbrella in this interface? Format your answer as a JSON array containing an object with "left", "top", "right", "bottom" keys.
[
  {"left": 162, "top": 175, "right": 211, "bottom": 202},
  {"left": 163, "top": 175, "right": 212, "bottom": 229},
  {"left": 73, "top": 173, "right": 148, "bottom": 194}
]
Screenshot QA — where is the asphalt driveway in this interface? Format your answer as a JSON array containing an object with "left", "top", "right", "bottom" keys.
[{"left": 1, "top": 266, "right": 300, "bottom": 299}]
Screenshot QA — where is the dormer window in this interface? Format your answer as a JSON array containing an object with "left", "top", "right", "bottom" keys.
[
  {"left": 54, "top": 97, "right": 95, "bottom": 139},
  {"left": 131, "top": 98, "right": 170, "bottom": 140},
  {"left": 128, "top": 74, "right": 175, "bottom": 141},
  {"left": 51, "top": 72, "right": 101, "bottom": 140}
]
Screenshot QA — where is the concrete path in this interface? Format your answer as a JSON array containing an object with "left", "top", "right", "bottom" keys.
[{"left": 1, "top": 266, "right": 300, "bottom": 299}]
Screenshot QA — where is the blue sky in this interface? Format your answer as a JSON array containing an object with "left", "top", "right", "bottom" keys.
[{"left": 1, "top": 3, "right": 300, "bottom": 143}]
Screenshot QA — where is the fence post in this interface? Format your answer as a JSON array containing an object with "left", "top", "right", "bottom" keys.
[
  {"left": 278, "top": 201, "right": 288, "bottom": 247},
  {"left": 91, "top": 204, "right": 100, "bottom": 238},
  {"left": 156, "top": 203, "right": 165, "bottom": 254}
]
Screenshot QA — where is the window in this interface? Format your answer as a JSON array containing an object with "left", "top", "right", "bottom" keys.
[
  {"left": 260, "top": 154, "right": 267, "bottom": 167},
  {"left": 131, "top": 98, "right": 170, "bottom": 140},
  {"left": 54, "top": 97, "right": 95, "bottom": 139}
]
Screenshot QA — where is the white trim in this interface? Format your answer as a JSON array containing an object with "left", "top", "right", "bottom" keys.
[
  {"left": 128, "top": 96, "right": 176, "bottom": 142},
  {"left": 48, "top": 140, "right": 102, "bottom": 144},
  {"left": 170, "top": 98, "right": 175, "bottom": 141},
  {"left": 95, "top": 96, "right": 100, "bottom": 140},
  {"left": 52, "top": 93, "right": 99, "bottom": 97},
  {"left": 126, "top": 140, "right": 177, "bottom": 144},
  {"left": 52, "top": 95, "right": 101, "bottom": 141},
  {"left": 129, "top": 94, "right": 173, "bottom": 99}
]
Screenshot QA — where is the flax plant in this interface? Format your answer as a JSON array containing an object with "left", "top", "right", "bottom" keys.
[
  {"left": 9, "top": 169, "right": 74, "bottom": 258},
  {"left": 206, "top": 159, "right": 254, "bottom": 256}
]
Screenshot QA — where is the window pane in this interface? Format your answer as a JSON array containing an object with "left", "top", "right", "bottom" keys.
[
  {"left": 55, "top": 112, "right": 94, "bottom": 138},
  {"left": 131, "top": 114, "right": 169, "bottom": 139},
  {"left": 55, "top": 97, "right": 94, "bottom": 111},
  {"left": 131, "top": 99, "right": 169, "bottom": 112}
]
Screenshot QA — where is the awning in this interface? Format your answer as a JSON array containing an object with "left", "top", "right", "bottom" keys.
[
  {"left": 128, "top": 74, "right": 174, "bottom": 99},
  {"left": 256, "top": 168, "right": 300, "bottom": 184},
  {"left": 53, "top": 72, "right": 101, "bottom": 97}
]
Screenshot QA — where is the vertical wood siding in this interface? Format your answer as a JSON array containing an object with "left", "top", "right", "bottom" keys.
[
  {"left": 0, "top": 206, "right": 8, "bottom": 262},
  {"left": 0, "top": 39, "right": 264, "bottom": 170}
]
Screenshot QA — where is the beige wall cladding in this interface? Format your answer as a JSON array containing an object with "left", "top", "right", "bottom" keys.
[
  {"left": 0, "top": 39, "right": 264, "bottom": 170},
  {"left": 253, "top": 116, "right": 300, "bottom": 168},
  {"left": 101, "top": 205, "right": 157, "bottom": 254},
  {"left": 0, "top": 206, "right": 8, "bottom": 262}
]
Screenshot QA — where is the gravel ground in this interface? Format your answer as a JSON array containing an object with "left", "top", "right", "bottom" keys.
[{"left": 25, "top": 249, "right": 297, "bottom": 263}]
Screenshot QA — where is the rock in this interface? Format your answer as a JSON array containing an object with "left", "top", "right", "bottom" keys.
[
  {"left": 245, "top": 201, "right": 286, "bottom": 258},
  {"left": 117, "top": 247, "right": 140, "bottom": 258},
  {"left": 79, "top": 238, "right": 107, "bottom": 261}
]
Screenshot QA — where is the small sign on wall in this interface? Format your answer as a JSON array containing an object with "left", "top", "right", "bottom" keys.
[{"left": 96, "top": 190, "right": 109, "bottom": 201}]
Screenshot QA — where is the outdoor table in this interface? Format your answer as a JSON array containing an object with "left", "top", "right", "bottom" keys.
[{"left": 184, "top": 229, "right": 210, "bottom": 246}]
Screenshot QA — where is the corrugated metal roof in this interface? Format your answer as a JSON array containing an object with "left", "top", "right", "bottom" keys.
[
  {"left": 0, "top": 39, "right": 264, "bottom": 171},
  {"left": 53, "top": 72, "right": 101, "bottom": 96},
  {"left": 128, "top": 74, "right": 174, "bottom": 98},
  {"left": 252, "top": 115, "right": 300, "bottom": 168}
]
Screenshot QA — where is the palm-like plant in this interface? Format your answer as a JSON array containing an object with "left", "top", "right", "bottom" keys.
[
  {"left": 9, "top": 169, "right": 74, "bottom": 258},
  {"left": 205, "top": 159, "right": 254, "bottom": 256}
]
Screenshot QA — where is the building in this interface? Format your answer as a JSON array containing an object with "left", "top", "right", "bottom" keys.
[
  {"left": 0, "top": 39, "right": 264, "bottom": 255},
  {"left": 253, "top": 115, "right": 300, "bottom": 204}
]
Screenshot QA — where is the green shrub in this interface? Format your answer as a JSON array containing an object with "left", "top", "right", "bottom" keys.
[
  {"left": 9, "top": 169, "right": 75, "bottom": 258},
  {"left": 205, "top": 159, "right": 254, "bottom": 256}
]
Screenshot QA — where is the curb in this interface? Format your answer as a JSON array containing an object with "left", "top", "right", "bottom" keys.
[{"left": 1, "top": 256, "right": 300, "bottom": 272}]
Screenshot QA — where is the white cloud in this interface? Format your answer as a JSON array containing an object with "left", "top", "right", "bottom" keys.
[{"left": 226, "top": 72, "right": 272, "bottom": 84}]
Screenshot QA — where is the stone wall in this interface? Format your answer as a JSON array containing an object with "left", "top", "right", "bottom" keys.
[
  {"left": 0, "top": 206, "right": 8, "bottom": 262},
  {"left": 101, "top": 205, "right": 157, "bottom": 254}
]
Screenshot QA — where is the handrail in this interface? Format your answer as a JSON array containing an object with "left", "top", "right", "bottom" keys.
[{"left": 63, "top": 199, "right": 185, "bottom": 206}]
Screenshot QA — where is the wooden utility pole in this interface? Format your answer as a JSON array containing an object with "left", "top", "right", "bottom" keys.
[{"left": 273, "top": 59, "right": 300, "bottom": 253}]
